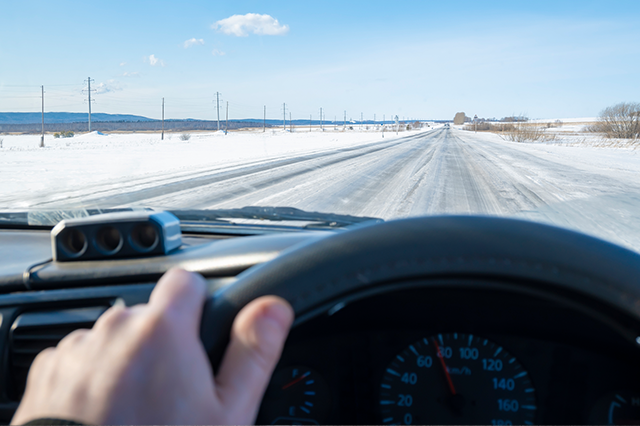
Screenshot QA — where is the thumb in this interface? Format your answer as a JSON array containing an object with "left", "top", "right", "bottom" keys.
[{"left": 215, "top": 296, "right": 294, "bottom": 420}]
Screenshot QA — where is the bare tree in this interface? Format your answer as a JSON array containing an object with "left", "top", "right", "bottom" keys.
[{"left": 592, "top": 102, "right": 640, "bottom": 139}]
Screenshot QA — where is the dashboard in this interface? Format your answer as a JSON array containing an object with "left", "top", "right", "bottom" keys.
[
  {"left": 258, "top": 285, "right": 640, "bottom": 425},
  {"left": 1, "top": 214, "right": 640, "bottom": 425}
]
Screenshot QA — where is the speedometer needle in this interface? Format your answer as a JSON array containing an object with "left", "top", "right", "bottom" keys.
[
  {"left": 281, "top": 371, "right": 310, "bottom": 390},
  {"left": 432, "top": 338, "right": 457, "bottom": 395}
]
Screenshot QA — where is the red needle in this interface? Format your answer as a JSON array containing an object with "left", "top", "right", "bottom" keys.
[
  {"left": 432, "top": 338, "right": 457, "bottom": 395},
  {"left": 281, "top": 372, "right": 310, "bottom": 390}
]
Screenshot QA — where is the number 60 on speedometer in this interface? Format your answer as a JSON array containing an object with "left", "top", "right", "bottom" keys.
[{"left": 379, "top": 333, "right": 537, "bottom": 425}]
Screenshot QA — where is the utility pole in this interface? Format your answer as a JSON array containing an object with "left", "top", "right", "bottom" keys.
[
  {"left": 88, "top": 77, "right": 92, "bottom": 133},
  {"left": 282, "top": 103, "right": 286, "bottom": 130},
  {"left": 40, "top": 85, "right": 45, "bottom": 147},
  {"left": 310, "top": 114, "right": 312, "bottom": 132},
  {"left": 161, "top": 98, "right": 164, "bottom": 140},
  {"left": 289, "top": 112, "right": 292, "bottom": 132},
  {"left": 344, "top": 110, "right": 346, "bottom": 130},
  {"left": 361, "top": 112, "right": 363, "bottom": 130},
  {"left": 320, "top": 108, "right": 323, "bottom": 131},
  {"left": 263, "top": 106, "right": 266, "bottom": 132},
  {"left": 374, "top": 114, "right": 376, "bottom": 124},
  {"left": 226, "top": 101, "right": 229, "bottom": 135},
  {"left": 216, "top": 92, "right": 221, "bottom": 131},
  {"left": 84, "top": 77, "right": 95, "bottom": 133}
]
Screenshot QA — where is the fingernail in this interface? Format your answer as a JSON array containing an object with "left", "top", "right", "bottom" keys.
[{"left": 262, "top": 299, "right": 294, "bottom": 332}]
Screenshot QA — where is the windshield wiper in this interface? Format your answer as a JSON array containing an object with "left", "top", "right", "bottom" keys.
[
  {"left": 0, "top": 207, "right": 382, "bottom": 231},
  {"left": 170, "top": 206, "right": 382, "bottom": 229},
  {"left": 0, "top": 208, "right": 149, "bottom": 228}
]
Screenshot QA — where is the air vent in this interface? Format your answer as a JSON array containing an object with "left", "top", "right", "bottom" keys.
[{"left": 9, "top": 306, "right": 108, "bottom": 399}]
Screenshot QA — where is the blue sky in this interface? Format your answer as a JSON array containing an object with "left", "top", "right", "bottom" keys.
[{"left": 1, "top": 0, "right": 639, "bottom": 121}]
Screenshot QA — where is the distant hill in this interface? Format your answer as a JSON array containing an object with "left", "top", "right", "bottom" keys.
[
  {"left": 0, "top": 112, "right": 154, "bottom": 124},
  {"left": 0, "top": 111, "right": 436, "bottom": 133},
  {"left": 0, "top": 112, "right": 414, "bottom": 126}
]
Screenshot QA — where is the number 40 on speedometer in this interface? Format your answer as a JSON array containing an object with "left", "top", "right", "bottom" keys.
[{"left": 379, "top": 333, "right": 537, "bottom": 425}]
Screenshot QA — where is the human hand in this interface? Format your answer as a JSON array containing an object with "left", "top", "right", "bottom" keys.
[{"left": 11, "top": 268, "right": 294, "bottom": 425}]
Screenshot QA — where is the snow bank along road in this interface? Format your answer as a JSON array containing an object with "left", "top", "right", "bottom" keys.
[{"left": 4, "top": 127, "right": 640, "bottom": 252}]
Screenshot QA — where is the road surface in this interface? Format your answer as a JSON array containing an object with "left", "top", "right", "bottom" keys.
[{"left": 32, "top": 128, "right": 640, "bottom": 251}]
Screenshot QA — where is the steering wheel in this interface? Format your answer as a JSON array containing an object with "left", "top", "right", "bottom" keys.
[{"left": 200, "top": 215, "right": 640, "bottom": 368}]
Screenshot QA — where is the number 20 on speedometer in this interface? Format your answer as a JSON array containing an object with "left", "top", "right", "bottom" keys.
[{"left": 379, "top": 333, "right": 537, "bottom": 425}]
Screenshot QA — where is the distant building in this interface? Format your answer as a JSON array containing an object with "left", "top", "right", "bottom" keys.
[{"left": 453, "top": 112, "right": 466, "bottom": 125}]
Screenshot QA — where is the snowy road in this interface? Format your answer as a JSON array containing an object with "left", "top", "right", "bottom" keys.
[
  {"left": 156, "top": 127, "right": 640, "bottom": 251},
  {"left": 9, "top": 127, "right": 640, "bottom": 251}
]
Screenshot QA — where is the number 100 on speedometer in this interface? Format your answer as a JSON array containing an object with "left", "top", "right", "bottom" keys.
[{"left": 379, "top": 333, "right": 537, "bottom": 425}]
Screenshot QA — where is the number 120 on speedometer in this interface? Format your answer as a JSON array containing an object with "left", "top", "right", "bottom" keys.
[{"left": 379, "top": 333, "right": 537, "bottom": 425}]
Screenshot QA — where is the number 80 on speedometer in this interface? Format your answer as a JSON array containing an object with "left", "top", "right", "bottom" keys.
[{"left": 379, "top": 333, "right": 536, "bottom": 425}]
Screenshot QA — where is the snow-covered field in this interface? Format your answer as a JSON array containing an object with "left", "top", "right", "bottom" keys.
[
  {"left": 0, "top": 128, "right": 430, "bottom": 208},
  {"left": 457, "top": 117, "right": 640, "bottom": 150}
]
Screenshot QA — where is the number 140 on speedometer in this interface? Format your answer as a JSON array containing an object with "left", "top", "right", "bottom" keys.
[{"left": 379, "top": 333, "right": 537, "bottom": 425}]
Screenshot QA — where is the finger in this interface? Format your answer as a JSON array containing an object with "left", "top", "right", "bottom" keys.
[
  {"left": 215, "top": 296, "right": 293, "bottom": 415},
  {"left": 56, "top": 328, "right": 89, "bottom": 350},
  {"left": 92, "top": 304, "right": 129, "bottom": 332},
  {"left": 148, "top": 268, "right": 207, "bottom": 330},
  {"left": 24, "top": 347, "right": 56, "bottom": 390},
  {"left": 28, "top": 347, "right": 55, "bottom": 376}
]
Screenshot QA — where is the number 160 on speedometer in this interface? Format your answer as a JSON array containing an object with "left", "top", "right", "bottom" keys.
[{"left": 379, "top": 333, "right": 537, "bottom": 425}]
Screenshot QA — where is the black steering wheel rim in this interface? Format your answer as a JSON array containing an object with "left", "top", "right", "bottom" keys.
[{"left": 200, "top": 215, "right": 640, "bottom": 368}]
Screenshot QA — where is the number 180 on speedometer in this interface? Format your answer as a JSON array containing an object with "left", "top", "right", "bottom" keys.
[{"left": 379, "top": 333, "right": 536, "bottom": 425}]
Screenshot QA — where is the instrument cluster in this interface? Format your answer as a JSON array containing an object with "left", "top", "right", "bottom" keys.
[{"left": 256, "top": 286, "right": 640, "bottom": 425}]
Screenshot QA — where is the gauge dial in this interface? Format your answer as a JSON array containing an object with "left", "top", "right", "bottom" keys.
[
  {"left": 589, "top": 391, "right": 640, "bottom": 425},
  {"left": 380, "top": 333, "right": 537, "bottom": 425},
  {"left": 257, "top": 366, "right": 331, "bottom": 425}
]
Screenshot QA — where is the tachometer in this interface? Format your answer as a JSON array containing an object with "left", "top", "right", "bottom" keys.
[
  {"left": 257, "top": 366, "right": 331, "bottom": 425},
  {"left": 380, "top": 333, "right": 536, "bottom": 425}
]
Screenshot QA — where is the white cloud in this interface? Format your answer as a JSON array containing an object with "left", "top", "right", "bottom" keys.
[
  {"left": 94, "top": 79, "right": 122, "bottom": 94},
  {"left": 212, "top": 13, "right": 289, "bottom": 37},
  {"left": 184, "top": 38, "right": 205, "bottom": 48},
  {"left": 145, "top": 54, "right": 165, "bottom": 67},
  {"left": 122, "top": 71, "right": 140, "bottom": 77},
  {"left": 211, "top": 49, "right": 226, "bottom": 56},
  {"left": 119, "top": 62, "right": 126, "bottom": 66}
]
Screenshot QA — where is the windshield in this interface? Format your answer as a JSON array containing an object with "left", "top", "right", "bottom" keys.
[{"left": 2, "top": 2, "right": 640, "bottom": 251}]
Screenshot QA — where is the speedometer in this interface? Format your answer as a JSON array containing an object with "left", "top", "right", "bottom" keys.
[{"left": 379, "top": 333, "right": 536, "bottom": 425}]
